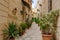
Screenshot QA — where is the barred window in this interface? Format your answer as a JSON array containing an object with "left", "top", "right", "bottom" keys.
[{"left": 48, "top": 0, "right": 52, "bottom": 12}]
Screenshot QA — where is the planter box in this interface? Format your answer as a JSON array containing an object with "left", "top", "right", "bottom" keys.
[{"left": 42, "top": 34, "right": 52, "bottom": 40}]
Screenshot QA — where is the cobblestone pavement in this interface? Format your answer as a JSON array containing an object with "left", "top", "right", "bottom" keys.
[{"left": 16, "top": 22, "right": 43, "bottom": 40}]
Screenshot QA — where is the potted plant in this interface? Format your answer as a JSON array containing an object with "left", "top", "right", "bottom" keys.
[
  {"left": 26, "top": 20, "right": 32, "bottom": 29},
  {"left": 35, "top": 18, "right": 40, "bottom": 26},
  {"left": 39, "top": 14, "right": 53, "bottom": 40},
  {"left": 39, "top": 10, "right": 59, "bottom": 40},
  {"left": 18, "top": 26, "right": 24, "bottom": 36},
  {"left": 20, "top": 22, "right": 28, "bottom": 30},
  {"left": 32, "top": 17, "right": 40, "bottom": 26},
  {"left": 18, "top": 22, "right": 28, "bottom": 36},
  {"left": 3, "top": 22, "right": 19, "bottom": 40},
  {"left": 49, "top": 10, "right": 59, "bottom": 40},
  {"left": 32, "top": 17, "right": 36, "bottom": 22}
]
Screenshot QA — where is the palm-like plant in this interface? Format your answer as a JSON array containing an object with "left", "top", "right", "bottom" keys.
[{"left": 3, "top": 22, "right": 19, "bottom": 40}]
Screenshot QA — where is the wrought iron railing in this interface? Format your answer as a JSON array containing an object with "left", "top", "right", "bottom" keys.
[{"left": 21, "top": 0, "right": 31, "bottom": 9}]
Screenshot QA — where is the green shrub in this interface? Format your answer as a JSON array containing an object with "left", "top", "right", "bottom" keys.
[
  {"left": 32, "top": 18, "right": 36, "bottom": 22},
  {"left": 35, "top": 18, "right": 40, "bottom": 24},
  {"left": 26, "top": 21, "right": 32, "bottom": 29},
  {"left": 3, "top": 22, "right": 19, "bottom": 39},
  {"left": 20, "top": 23, "right": 28, "bottom": 30},
  {"left": 19, "top": 22, "right": 28, "bottom": 36},
  {"left": 39, "top": 10, "right": 59, "bottom": 34},
  {"left": 18, "top": 27, "right": 24, "bottom": 36},
  {"left": 32, "top": 17, "right": 40, "bottom": 24}
]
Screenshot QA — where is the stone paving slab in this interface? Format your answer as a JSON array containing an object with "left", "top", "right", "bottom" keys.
[{"left": 16, "top": 22, "right": 42, "bottom": 40}]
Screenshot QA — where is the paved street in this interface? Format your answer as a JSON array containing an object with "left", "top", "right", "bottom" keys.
[{"left": 16, "top": 22, "right": 43, "bottom": 40}]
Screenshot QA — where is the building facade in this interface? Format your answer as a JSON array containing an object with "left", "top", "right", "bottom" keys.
[
  {"left": 0, "top": 0, "right": 32, "bottom": 40},
  {"left": 52, "top": 0, "right": 60, "bottom": 10},
  {"left": 21, "top": 0, "right": 32, "bottom": 22},
  {"left": 0, "top": 0, "right": 24, "bottom": 40},
  {"left": 34, "top": 0, "right": 49, "bottom": 17},
  {"left": 42, "top": 0, "right": 60, "bottom": 13},
  {"left": 25, "top": 0, "right": 32, "bottom": 7},
  {"left": 36, "top": 0, "right": 43, "bottom": 17},
  {"left": 42, "top": 0, "right": 60, "bottom": 40}
]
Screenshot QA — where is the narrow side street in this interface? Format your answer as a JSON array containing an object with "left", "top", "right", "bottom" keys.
[
  {"left": 0, "top": 0, "right": 60, "bottom": 40},
  {"left": 16, "top": 22, "right": 42, "bottom": 40}
]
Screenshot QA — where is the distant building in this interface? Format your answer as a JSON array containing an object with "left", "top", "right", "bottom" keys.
[
  {"left": 36, "top": 0, "right": 43, "bottom": 17},
  {"left": 25, "top": 0, "right": 32, "bottom": 8},
  {"left": 21, "top": 0, "right": 32, "bottom": 22},
  {"left": 32, "top": 8, "right": 38, "bottom": 18}
]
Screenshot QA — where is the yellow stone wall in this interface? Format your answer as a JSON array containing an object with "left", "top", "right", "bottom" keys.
[
  {"left": 42, "top": 0, "right": 49, "bottom": 14},
  {"left": 52, "top": 0, "right": 60, "bottom": 10},
  {"left": 0, "top": 0, "right": 24, "bottom": 40},
  {"left": 42, "top": 0, "right": 60, "bottom": 13}
]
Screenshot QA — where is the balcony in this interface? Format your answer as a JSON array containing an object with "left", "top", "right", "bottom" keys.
[{"left": 21, "top": 0, "right": 31, "bottom": 9}]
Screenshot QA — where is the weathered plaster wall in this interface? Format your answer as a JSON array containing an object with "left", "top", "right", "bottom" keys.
[
  {"left": 0, "top": 0, "right": 24, "bottom": 40},
  {"left": 52, "top": 0, "right": 60, "bottom": 40},
  {"left": 52, "top": 0, "right": 60, "bottom": 10},
  {"left": 42, "top": 0, "right": 48, "bottom": 14}
]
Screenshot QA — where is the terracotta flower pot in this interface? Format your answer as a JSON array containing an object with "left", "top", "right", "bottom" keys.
[
  {"left": 42, "top": 34, "right": 52, "bottom": 40},
  {"left": 9, "top": 37, "right": 15, "bottom": 40}
]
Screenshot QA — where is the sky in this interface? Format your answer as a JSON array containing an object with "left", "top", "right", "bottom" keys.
[{"left": 32, "top": 0, "right": 37, "bottom": 8}]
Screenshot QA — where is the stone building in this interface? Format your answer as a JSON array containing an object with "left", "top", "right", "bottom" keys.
[
  {"left": 42, "top": 0, "right": 60, "bottom": 40},
  {"left": 21, "top": 0, "right": 32, "bottom": 22},
  {"left": 0, "top": 0, "right": 32, "bottom": 40},
  {"left": 52, "top": 0, "right": 60, "bottom": 10},
  {"left": 40, "top": 0, "right": 52, "bottom": 14},
  {"left": 52, "top": 0, "right": 60, "bottom": 40},
  {"left": 40, "top": 0, "right": 48, "bottom": 14},
  {"left": 25, "top": 0, "right": 32, "bottom": 7},
  {"left": 41, "top": 0, "right": 60, "bottom": 13},
  {"left": 36, "top": 0, "right": 43, "bottom": 17}
]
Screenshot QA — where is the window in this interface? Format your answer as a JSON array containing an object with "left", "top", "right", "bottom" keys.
[{"left": 48, "top": 0, "right": 52, "bottom": 12}]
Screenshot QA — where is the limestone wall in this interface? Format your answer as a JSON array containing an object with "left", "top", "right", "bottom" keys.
[
  {"left": 0, "top": 0, "right": 24, "bottom": 40},
  {"left": 52, "top": 0, "right": 60, "bottom": 10},
  {"left": 52, "top": 0, "right": 60, "bottom": 40},
  {"left": 42, "top": 0, "right": 48, "bottom": 14}
]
